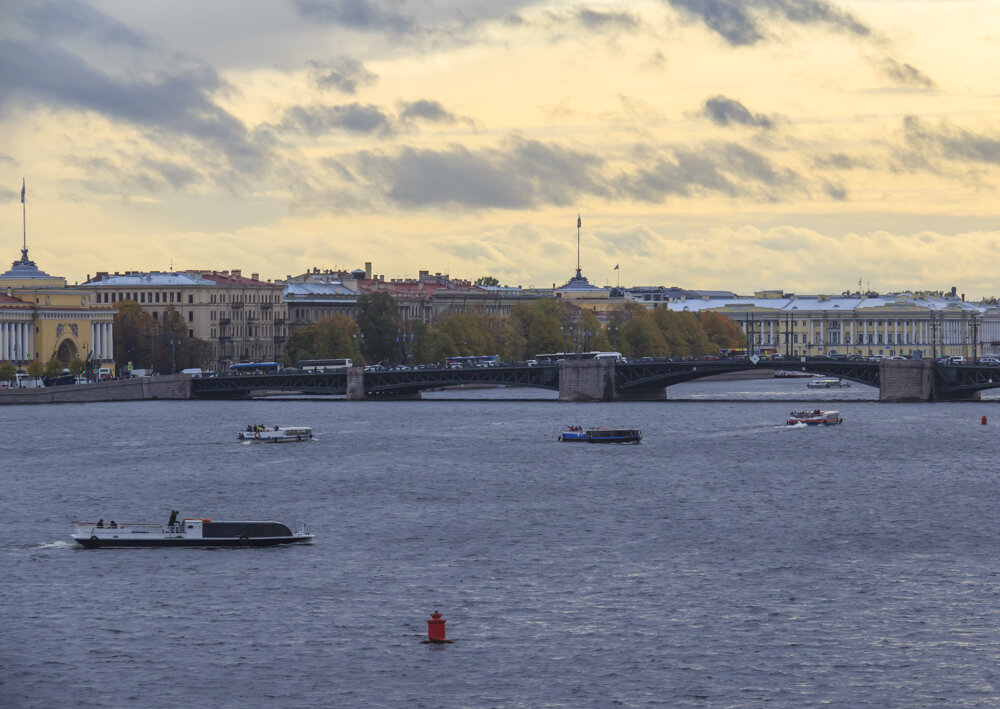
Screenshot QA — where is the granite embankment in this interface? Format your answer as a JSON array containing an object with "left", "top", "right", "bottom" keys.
[{"left": 0, "top": 374, "right": 191, "bottom": 404}]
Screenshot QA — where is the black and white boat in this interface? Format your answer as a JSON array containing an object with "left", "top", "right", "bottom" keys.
[
  {"left": 559, "top": 426, "right": 642, "bottom": 444},
  {"left": 72, "top": 510, "right": 313, "bottom": 548}
]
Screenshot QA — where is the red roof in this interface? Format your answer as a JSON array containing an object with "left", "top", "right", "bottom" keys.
[{"left": 0, "top": 292, "right": 26, "bottom": 304}]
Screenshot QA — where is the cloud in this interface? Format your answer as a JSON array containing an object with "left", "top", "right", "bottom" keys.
[
  {"left": 21, "top": 0, "right": 149, "bottom": 49},
  {"left": 900, "top": 116, "right": 1000, "bottom": 168},
  {"left": 700, "top": 95, "right": 773, "bottom": 129},
  {"left": 0, "top": 39, "right": 269, "bottom": 175},
  {"left": 664, "top": 0, "right": 869, "bottom": 47},
  {"left": 292, "top": 0, "right": 418, "bottom": 35},
  {"left": 879, "top": 57, "right": 935, "bottom": 89},
  {"left": 822, "top": 180, "right": 847, "bottom": 200},
  {"left": 308, "top": 57, "right": 379, "bottom": 94},
  {"left": 353, "top": 137, "right": 607, "bottom": 208},
  {"left": 812, "top": 152, "right": 871, "bottom": 170},
  {"left": 281, "top": 103, "right": 395, "bottom": 136},
  {"left": 399, "top": 99, "right": 458, "bottom": 124},
  {"left": 572, "top": 8, "right": 643, "bottom": 32}
]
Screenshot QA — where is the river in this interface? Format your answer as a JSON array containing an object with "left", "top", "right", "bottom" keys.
[{"left": 4, "top": 378, "right": 1000, "bottom": 707}]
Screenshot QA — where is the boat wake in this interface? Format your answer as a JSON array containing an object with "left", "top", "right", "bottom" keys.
[
  {"left": 33, "top": 541, "right": 76, "bottom": 550},
  {"left": 785, "top": 422, "right": 808, "bottom": 429}
]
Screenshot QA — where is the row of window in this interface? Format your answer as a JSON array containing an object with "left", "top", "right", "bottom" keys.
[{"left": 96, "top": 291, "right": 282, "bottom": 305}]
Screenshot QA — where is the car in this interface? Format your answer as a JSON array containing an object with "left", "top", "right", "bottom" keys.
[
  {"left": 950, "top": 357, "right": 966, "bottom": 364},
  {"left": 978, "top": 357, "right": 1000, "bottom": 364}
]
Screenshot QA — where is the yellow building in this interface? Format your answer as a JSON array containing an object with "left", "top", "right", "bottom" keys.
[{"left": 0, "top": 246, "right": 116, "bottom": 373}]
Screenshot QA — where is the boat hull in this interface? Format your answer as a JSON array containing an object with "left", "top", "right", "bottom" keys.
[
  {"left": 559, "top": 431, "right": 642, "bottom": 443},
  {"left": 72, "top": 535, "right": 313, "bottom": 549},
  {"left": 786, "top": 419, "right": 842, "bottom": 426}
]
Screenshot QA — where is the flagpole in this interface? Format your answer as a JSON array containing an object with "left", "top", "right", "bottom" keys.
[{"left": 21, "top": 178, "right": 26, "bottom": 255}]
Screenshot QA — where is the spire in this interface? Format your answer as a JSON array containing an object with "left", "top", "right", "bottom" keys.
[{"left": 575, "top": 214, "right": 582, "bottom": 279}]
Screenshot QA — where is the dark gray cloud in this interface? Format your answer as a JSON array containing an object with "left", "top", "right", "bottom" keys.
[
  {"left": 399, "top": 99, "right": 457, "bottom": 124},
  {"left": 292, "top": 0, "right": 417, "bottom": 34},
  {"left": 308, "top": 58, "right": 379, "bottom": 94},
  {"left": 812, "top": 152, "right": 871, "bottom": 170},
  {"left": 665, "top": 0, "right": 869, "bottom": 46},
  {"left": 615, "top": 142, "right": 801, "bottom": 202},
  {"left": 0, "top": 38, "right": 268, "bottom": 175},
  {"left": 880, "top": 57, "right": 935, "bottom": 89},
  {"left": 573, "top": 8, "right": 643, "bottom": 32},
  {"left": 700, "top": 95, "right": 773, "bottom": 129},
  {"left": 21, "top": 0, "right": 148, "bottom": 49},
  {"left": 902, "top": 116, "right": 1000, "bottom": 166},
  {"left": 353, "top": 138, "right": 606, "bottom": 208},
  {"left": 282, "top": 103, "right": 395, "bottom": 136},
  {"left": 822, "top": 180, "right": 847, "bottom": 200},
  {"left": 331, "top": 136, "right": 807, "bottom": 210}
]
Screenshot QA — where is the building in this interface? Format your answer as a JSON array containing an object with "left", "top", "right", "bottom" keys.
[
  {"left": 664, "top": 289, "right": 984, "bottom": 359},
  {"left": 1, "top": 245, "right": 115, "bottom": 372},
  {"left": 82, "top": 269, "right": 288, "bottom": 365}
]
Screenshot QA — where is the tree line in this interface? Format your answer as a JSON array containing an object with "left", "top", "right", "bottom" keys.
[{"left": 284, "top": 293, "right": 746, "bottom": 367}]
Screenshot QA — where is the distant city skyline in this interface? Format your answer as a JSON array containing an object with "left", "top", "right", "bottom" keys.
[{"left": 2, "top": 1, "right": 1000, "bottom": 297}]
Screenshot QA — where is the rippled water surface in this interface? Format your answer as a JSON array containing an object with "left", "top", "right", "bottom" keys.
[{"left": 4, "top": 379, "right": 1000, "bottom": 707}]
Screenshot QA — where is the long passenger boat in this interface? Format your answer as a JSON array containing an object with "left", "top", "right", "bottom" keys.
[{"left": 72, "top": 511, "right": 313, "bottom": 548}]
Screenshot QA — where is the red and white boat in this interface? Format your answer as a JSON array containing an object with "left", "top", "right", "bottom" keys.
[{"left": 787, "top": 410, "right": 843, "bottom": 426}]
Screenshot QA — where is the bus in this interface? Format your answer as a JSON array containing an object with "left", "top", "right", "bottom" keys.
[
  {"left": 445, "top": 355, "right": 499, "bottom": 369},
  {"left": 298, "top": 358, "right": 353, "bottom": 372},
  {"left": 229, "top": 361, "right": 282, "bottom": 374},
  {"left": 718, "top": 347, "right": 779, "bottom": 358},
  {"left": 534, "top": 351, "right": 623, "bottom": 363}
]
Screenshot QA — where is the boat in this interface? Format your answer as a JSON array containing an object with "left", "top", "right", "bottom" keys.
[
  {"left": 774, "top": 369, "right": 815, "bottom": 378},
  {"left": 238, "top": 425, "right": 313, "bottom": 442},
  {"left": 72, "top": 510, "right": 313, "bottom": 548},
  {"left": 786, "top": 410, "right": 843, "bottom": 426},
  {"left": 806, "top": 378, "right": 851, "bottom": 388},
  {"left": 559, "top": 426, "right": 642, "bottom": 443}
]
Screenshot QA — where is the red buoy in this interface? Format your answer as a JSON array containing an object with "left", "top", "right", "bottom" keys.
[
  {"left": 982, "top": 416, "right": 988, "bottom": 425},
  {"left": 426, "top": 611, "right": 453, "bottom": 643}
]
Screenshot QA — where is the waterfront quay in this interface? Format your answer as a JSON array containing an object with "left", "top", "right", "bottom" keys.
[{"left": 5, "top": 358, "right": 1000, "bottom": 403}]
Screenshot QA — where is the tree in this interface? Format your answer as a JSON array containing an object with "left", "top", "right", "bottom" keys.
[
  {"left": 68, "top": 358, "right": 87, "bottom": 377},
  {"left": 0, "top": 361, "right": 15, "bottom": 384},
  {"left": 113, "top": 300, "right": 154, "bottom": 370},
  {"left": 410, "top": 321, "right": 434, "bottom": 364},
  {"left": 44, "top": 357, "right": 63, "bottom": 377},
  {"left": 26, "top": 359, "right": 44, "bottom": 379},
  {"left": 699, "top": 311, "right": 746, "bottom": 351},
  {"left": 475, "top": 276, "right": 500, "bottom": 287},
  {"left": 651, "top": 310, "right": 711, "bottom": 356},
  {"left": 357, "top": 292, "right": 400, "bottom": 365},
  {"left": 285, "top": 315, "right": 358, "bottom": 366},
  {"left": 510, "top": 299, "right": 564, "bottom": 359},
  {"left": 572, "top": 309, "right": 612, "bottom": 353}
]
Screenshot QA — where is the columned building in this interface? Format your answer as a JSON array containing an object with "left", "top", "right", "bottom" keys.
[{"left": 1, "top": 246, "right": 116, "bottom": 372}]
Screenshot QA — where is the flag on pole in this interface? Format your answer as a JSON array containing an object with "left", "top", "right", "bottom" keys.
[
  {"left": 20, "top": 179, "right": 25, "bottom": 203},
  {"left": 613, "top": 264, "right": 619, "bottom": 270},
  {"left": 577, "top": 214, "right": 581, "bottom": 229}
]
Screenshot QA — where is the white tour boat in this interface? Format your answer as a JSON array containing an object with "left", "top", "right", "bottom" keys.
[
  {"left": 238, "top": 425, "right": 313, "bottom": 442},
  {"left": 72, "top": 511, "right": 313, "bottom": 548},
  {"left": 806, "top": 378, "right": 851, "bottom": 388},
  {"left": 787, "top": 410, "right": 843, "bottom": 426}
]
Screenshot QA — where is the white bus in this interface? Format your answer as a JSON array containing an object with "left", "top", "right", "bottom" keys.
[{"left": 298, "top": 358, "right": 353, "bottom": 372}]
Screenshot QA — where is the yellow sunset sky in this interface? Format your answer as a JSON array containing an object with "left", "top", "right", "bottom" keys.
[{"left": 2, "top": 0, "right": 1000, "bottom": 296}]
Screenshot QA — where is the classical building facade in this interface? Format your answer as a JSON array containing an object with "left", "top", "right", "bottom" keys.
[
  {"left": 1, "top": 247, "right": 116, "bottom": 371},
  {"left": 82, "top": 269, "right": 288, "bottom": 365}
]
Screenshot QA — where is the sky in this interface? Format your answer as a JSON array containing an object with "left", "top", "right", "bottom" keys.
[{"left": 2, "top": 0, "right": 1000, "bottom": 298}]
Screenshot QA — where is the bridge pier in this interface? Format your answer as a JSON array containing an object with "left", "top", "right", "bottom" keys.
[
  {"left": 879, "top": 359, "right": 932, "bottom": 402},
  {"left": 558, "top": 358, "right": 616, "bottom": 402},
  {"left": 346, "top": 367, "right": 367, "bottom": 401}
]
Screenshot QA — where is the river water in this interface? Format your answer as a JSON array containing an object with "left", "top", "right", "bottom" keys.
[{"left": 4, "top": 378, "right": 1000, "bottom": 707}]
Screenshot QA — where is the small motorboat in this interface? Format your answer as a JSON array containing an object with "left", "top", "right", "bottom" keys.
[
  {"left": 238, "top": 425, "right": 313, "bottom": 442},
  {"left": 559, "top": 426, "right": 642, "bottom": 443},
  {"left": 787, "top": 410, "right": 843, "bottom": 426},
  {"left": 72, "top": 510, "right": 313, "bottom": 548}
]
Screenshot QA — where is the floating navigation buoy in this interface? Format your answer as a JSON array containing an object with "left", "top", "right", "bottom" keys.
[
  {"left": 982, "top": 415, "right": 988, "bottom": 425},
  {"left": 424, "top": 611, "right": 453, "bottom": 644}
]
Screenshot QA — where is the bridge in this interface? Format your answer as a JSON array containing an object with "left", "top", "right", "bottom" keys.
[{"left": 186, "top": 358, "right": 1000, "bottom": 402}]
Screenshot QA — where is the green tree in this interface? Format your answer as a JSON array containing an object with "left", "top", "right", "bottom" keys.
[
  {"left": 510, "top": 299, "right": 564, "bottom": 359},
  {"left": 410, "top": 321, "right": 434, "bottom": 364},
  {"left": 113, "top": 300, "right": 154, "bottom": 370},
  {"left": 651, "top": 310, "right": 712, "bottom": 356},
  {"left": 26, "top": 359, "right": 44, "bottom": 379},
  {"left": 0, "top": 361, "right": 15, "bottom": 384},
  {"left": 618, "top": 306, "right": 669, "bottom": 358},
  {"left": 44, "top": 357, "right": 63, "bottom": 377},
  {"left": 475, "top": 275, "right": 500, "bottom": 287},
  {"left": 285, "top": 315, "right": 358, "bottom": 365},
  {"left": 68, "top": 358, "right": 87, "bottom": 377},
  {"left": 357, "top": 292, "right": 400, "bottom": 365},
  {"left": 571, "top": 309, "right": 612, "bottom": 353}
]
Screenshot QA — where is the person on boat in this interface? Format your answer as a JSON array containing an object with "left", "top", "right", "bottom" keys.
[
  {"left": 97, "top": 519, "right": 104, "bottom": 527},
  {"left": 109, "top": 521, "right": 117, "bottom": 528},
  {"left": 246, "top": 424, "right": 253, "bottom": 432}
]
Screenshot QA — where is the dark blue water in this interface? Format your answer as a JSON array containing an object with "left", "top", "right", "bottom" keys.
[{"left": 4, "top": 379, "right": 1000, "bottom": 707}]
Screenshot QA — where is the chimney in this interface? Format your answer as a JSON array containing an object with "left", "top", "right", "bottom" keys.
[
  {"left": 251, "top": 273, "right": 259, "bottom": 281},
  {"left": 951, "top": 286, "right": 957, "bottom": 296},
  {"left": 232, "top": 269, "right": 241, "bottom": 277}
]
